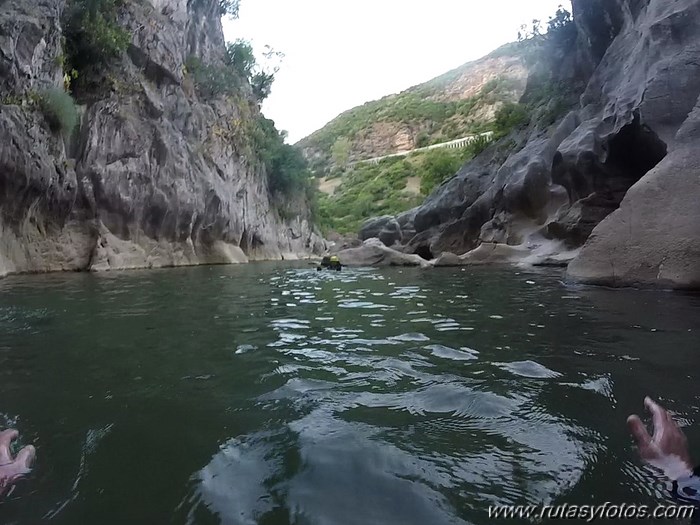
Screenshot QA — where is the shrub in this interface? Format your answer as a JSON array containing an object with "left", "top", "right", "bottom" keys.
[
  {"left": 188, "top": 40, "right": 279, "bottom": 102},
  {"left": 315, "top": 154, "right": 427, "bottom": 234},
  {"left": 63, "top": 0, "right": 130, "bottom": 72},
  {"left": 419, "top": 149, "right": 464, "bottom": 195},
  {"left": 249, "top": 116, "right": 313, "bottom": 197},
  {"left": 331, "top": 137, "right": 351, "bottom": 167},
  {"left": 251, "top": 71, "right": 274, "bottom": 101},
  {"left": 226, "top": 40, "right": 256, "bottom": 78},
  {"left": 38, "top": 88, "right": 79, "bottom": 136},
  {"left": 381, "top": 159, "right": 415, "bottom": 184},
  {"left": 467, "top": 133, "right": 493, "bottom": 157},
  {"left": 494, "top": 102, "right": 529, "bottom": 138},
  {"left": 269, "top": 144, "right": 309, "bottom": 195},
  {"left": 305, "top": 177, "right": 320, "bottom": 221},
  {"left": 186, "top": 56, "right": 240, "bottom": 98},
  {"left": 415, "top": 131, "right": 430, "bottom": 148},
  {"left": 1, "top": 94, "right": 25, "bottom": 106}
]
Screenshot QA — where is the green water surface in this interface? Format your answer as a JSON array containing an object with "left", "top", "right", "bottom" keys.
[{"left": 1, "top": 263, "right": 699, "bottom": 524}]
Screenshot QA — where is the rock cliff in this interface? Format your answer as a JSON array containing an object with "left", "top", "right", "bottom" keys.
[
  {"left": 365, "top": 0, "right": 700, "bottom": 289},
  {"left": 0, "top": 0, "right": 324, "bottom": 277}
]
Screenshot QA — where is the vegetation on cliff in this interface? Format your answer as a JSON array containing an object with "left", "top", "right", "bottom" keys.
[
  {"left": 186, "top": 39, "right": 282, "bottom": 103},
  {"left": 53, "top": 0, "right": 314, "bottom": 220},
  {"left": 40, "top": 0, "right": 129, "bottom": 128},
  {"left": 218, "top": 0, "right": 241, "bottom": 17},
  {"left": 306, "top": 4, "right": 577, "bottom": 236},
  {"left": 298, "top": 43, "right": 527, "bottom": 175},
  {"left": 37, "top": 88, "right": 80, "bottom": 136},
  {"left": 317, "top": 136, "right": 491, "bottom": 234},
  {"left": 250, "top": 116, "right": 317, "bottom": 220},
  {"left": 186, "top": 41, "right": 314, "bottom": 212},
  {"left": 62, "top": 0, "right": 130, "bottom": 76}
]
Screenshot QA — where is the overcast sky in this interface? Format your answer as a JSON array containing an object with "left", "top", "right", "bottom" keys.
[{"left": 222, "top": 0, "right": 569, "bottom": 143}]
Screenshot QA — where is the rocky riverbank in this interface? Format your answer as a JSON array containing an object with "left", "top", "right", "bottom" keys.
[
  {"left": 0, "top": 0, "right": 325, "bottom": 278},
  {"left": 350, "top": 0, "right": 700, "bottom": 290}
]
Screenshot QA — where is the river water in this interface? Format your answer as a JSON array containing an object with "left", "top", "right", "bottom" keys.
[{"left": 1, "top": 263, "right": 699, "bottom": 524}]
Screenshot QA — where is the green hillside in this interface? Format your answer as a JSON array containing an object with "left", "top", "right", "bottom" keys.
[
  {"left": 316, "top": 136, "right": 493, "bottom": 234},
  {"left": 306, "top": 42, "right": 535, "bottom": 235},
  {"left": 298, "top": 43, "right": 527, "bottom": 174}
]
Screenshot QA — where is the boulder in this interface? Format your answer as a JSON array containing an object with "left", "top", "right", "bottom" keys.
[
  {"left": 431, "top": 252, "right": 464, "bottom": 267},
  {"left": 336, "top": 238, "right": 430, "bottom": 268},
  {"left": 327, "top": 233, "right": 361, "bottom": 254},
  {"left": 396, "top": 208, "right": 418, "bottom": 240},
  {"left": 431, "top": 243, "right": 529, "bottom": 266},
  {"left": 358, "top": 215, "right": 402, "bottom": 246}
]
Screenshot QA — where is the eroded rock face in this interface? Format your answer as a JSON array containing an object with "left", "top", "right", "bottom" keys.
[
  {"left": 0, "top": 0, "right": 324, "bottom": 277},
  {"left": 358, "top": 215, "right": 402, "bottom": 246},
  {"left": 568, "top": 97, "right": 700, "bottom": 289},
  {"left": 390, "top": 0, "right": 700, "bottom": 288}
]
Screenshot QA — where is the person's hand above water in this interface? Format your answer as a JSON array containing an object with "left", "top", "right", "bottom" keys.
[
  {"left": 627, "top": 397, "right": 693, "bottom": 480},
  {"left": 0, "top": 429, "right": 35, "bottom": 496}
]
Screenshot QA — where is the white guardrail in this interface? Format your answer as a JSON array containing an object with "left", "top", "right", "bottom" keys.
[{"left": 352, "top": 131, "right": 494, "bottom": 166}]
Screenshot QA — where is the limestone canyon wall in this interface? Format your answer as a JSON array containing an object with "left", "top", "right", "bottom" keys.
[
  {"left": 0, "top": 0, "right": 324, "bottom": 277},
  {"left": 390, "top": 0, "right": 699, "bottom": 289}
]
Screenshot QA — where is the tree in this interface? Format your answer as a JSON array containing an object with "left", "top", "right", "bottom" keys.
[
  {"left": 331, "top": 137, "right": 351, "bottom": 168},
  {"left": 419, "top": 149, "right": 463, "bottom": 195},
  {"left": 251, "top": 71, "right": 274, "bottom": 101},
  {"left": 546, "top": 5, "right": 575, "bottom": 44},
  {"left": 218, "top": 0, "right": 240, "bottom": 18},
  {"left": 518, "top": 19, "right": 542, "bottom": 42},
  {"left": 223, "top": 41, "right": 283, "bottom": 102},
  {"left": 251, "top": 46, "right": 283, "bottom": 101},
  {"left": 517, "top": 5, "right": 573, "bottom": 42},
  {"left": 250, "top": 117, "right": 312, "bottom": 196},
  {"left": 547, "top": 5, "right": 573, "bottom": 33},
  {"left": 226, "top": 39, "right": 256, "bottom": 78}
]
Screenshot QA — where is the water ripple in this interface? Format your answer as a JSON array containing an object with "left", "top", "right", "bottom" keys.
[{"left": 4, "top": 263, "right": 700, "bottom": 524}]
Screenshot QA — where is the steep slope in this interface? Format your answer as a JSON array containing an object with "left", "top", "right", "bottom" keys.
[
  {"left": 353, "top": 0, "right": 700, "bottom": 289},
  {"left": 316, "top": 143, "right": 489, "bottom": 235},
  {"left": 0, "top": 0, "right": 324, "bottom": 277},
  {"left": 298, "top": 44, "right": 528, "bottom": 170}
]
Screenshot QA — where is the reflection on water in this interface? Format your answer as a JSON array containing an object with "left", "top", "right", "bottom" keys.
[{"left": 1, "top": 264, "right": 699, "bottom": 524}]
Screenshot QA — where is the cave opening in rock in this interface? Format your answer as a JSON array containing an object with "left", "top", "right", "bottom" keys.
[
  {"left": 239, "top": 230, "right": 264, "bottom": 254},
  {"left": 251, "top": 234, "right": 264, "bottom": 250},
  {"left": 594, "top": 116, "right": 668, "bottom": 216},
  {"left": 605, "top": 117, "right": 667, "bottom": 186},
  {"left": 414, "top": 246, "right": 434, "bottom": 261},
  {"left": 548, "top": 115, "right": 668, "bottom": 246},
  {"left": 239, "top": 229, "right": 249, "bottom": 254},
  {"left": 554, "top": 114, "right": 668, "bottom": 205}
]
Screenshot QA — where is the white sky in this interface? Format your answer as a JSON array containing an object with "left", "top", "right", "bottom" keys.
[{"left": 223, "top": 0, "right": 570, "bottom": 143}]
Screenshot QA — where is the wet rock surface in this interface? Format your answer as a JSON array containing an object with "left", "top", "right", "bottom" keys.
[{"left": 336, "top": 238, "right": 430, "bottom": 268}]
